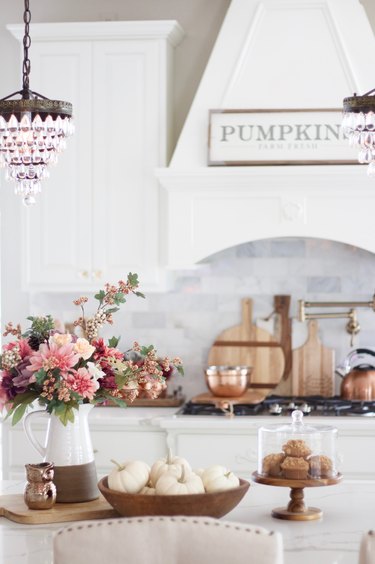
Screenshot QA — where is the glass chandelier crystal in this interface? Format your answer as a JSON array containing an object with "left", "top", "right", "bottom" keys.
[
  {"left": 0, "top": 0, "right": 73, "bottom": 205},
  {"left": 342, "top": 90, "right": 375, "bottom": 177}
]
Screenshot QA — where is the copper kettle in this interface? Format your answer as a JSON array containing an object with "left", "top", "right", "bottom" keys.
[{"left": 339, "top": 348, "right": 375, "bottom": 401}]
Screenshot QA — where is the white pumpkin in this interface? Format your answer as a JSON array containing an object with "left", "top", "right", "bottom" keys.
[
  {"left": 108, "top": 459, "right": 150, "bottom": 493},
  {"left": 202, "top": 465, "right": 240, "bottom": 492},
  {"left": 140, "top": 484, "right": 156, "bottom": 495},
  {"left": 149, "top": 448, "right": 191, "bottom": 487},
  {"left": 194, "top": 467, "right": 205, "bottom": 478},
  {"left": 155, "top": 465, "right": 205, "bottom": 495}
]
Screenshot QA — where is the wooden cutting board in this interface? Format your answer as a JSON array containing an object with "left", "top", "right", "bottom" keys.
[
  {"left": 103, "top": 396, "right": 185, "bottom": 408},
  {"left": 292, "top": 319, "right": 335, "bottom": 396},
  {"left": 207, "top": 298, "right": 285, "bottom": 396},
  {"left": 191, "top": 390, "right": 267, "bottom": 405},
  {"left": 272, "top": 295, "right": 293, "bottom": 395},
  {"left": 0, "top": 494, "right": 117, "bottom": 524}
]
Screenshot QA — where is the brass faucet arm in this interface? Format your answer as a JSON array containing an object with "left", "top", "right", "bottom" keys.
[
  {"left": 304, "top": 311, "right": 354, "bottom": 320},
  {"left": 304, "top": 299, "right": 374, "bottom": 308}
]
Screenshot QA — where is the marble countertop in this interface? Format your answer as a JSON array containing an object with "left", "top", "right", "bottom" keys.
[
  {"left": 5, "top": 405, "right": 375, "bottom": 432},
  {"left": 0, "top": 479, "right": 372, "bottom": 564},
  {"left": 92, "top": 406, "right": 375, "bottom": 432}
]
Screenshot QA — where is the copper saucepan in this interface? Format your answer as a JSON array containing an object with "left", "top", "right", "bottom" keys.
[{"left": 339, "top": 348, "right": 375, "bottom": 401}]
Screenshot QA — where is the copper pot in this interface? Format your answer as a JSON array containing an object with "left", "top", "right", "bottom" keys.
[
  {"left": 340, "top": 348, "right": 375, "bottom": 401},
  {"left": 205, "top": 365, "right": 252, "bottom": 397}
]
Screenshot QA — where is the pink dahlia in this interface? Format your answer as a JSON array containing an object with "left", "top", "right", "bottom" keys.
[
  {"left": 65, "top": 367, "right": 99, "bottom": 400},
  {"left": 27, "top": 342, "right": 80, "bottom": 373}
]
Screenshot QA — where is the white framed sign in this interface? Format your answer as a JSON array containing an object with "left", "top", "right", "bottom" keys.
[{"left": 208, "top": 109, "right": 358, "bottom": 165}]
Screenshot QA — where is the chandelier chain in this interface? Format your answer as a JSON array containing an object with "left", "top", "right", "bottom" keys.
[{"left": 22, "top": 0, "right": 31, "bottom": 92}]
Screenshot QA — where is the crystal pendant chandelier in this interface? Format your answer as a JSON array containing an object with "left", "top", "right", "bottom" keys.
[
  {"left": 342, "top": 90, "right": 375, "bottom": 177},
  {"left": 0, "top": 0, "right": 74, "bottom": 205}
]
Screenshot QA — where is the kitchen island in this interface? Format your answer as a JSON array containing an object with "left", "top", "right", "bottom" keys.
[
  {"left": 0, "top": 478, "right": 372, "bottom": 564},
  {"left": 2, "top": 405, "right": 375, "bottom": 563},
  {"left": 3, "top": 406, "right": 375, "bottom": 481}
]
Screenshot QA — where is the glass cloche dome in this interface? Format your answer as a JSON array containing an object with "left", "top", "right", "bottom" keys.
[{"left": 257, "top": 410, "right": 338, "bottom": 480}]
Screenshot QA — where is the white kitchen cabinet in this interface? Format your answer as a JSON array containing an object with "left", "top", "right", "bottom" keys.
[{"left": 8, "top": 21, "right": 183, "bottom": 292}]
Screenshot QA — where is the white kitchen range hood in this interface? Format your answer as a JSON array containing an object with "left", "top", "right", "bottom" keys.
[{"left": 157, "top": 0, "right": 375, "bottom": 268}]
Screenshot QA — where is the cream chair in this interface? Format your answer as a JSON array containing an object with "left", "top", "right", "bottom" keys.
[
  {"left": 359, "top": 530, "right": 375, "bottom": 564},
  {"left": 53, "top": 515, "right": 284, "bottom": 564}
]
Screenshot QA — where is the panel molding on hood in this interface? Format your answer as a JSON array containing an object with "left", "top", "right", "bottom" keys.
[
  {"left": 157, "top": 0, "right": 375, "bottom": 266},
  {"left": 157, "top": 165, "right": 375, "bottom": 267}
]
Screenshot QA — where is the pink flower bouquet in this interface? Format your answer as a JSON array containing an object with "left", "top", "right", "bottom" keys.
[{"left": 0, "top": 273, "right": 183, "bottom": 425}]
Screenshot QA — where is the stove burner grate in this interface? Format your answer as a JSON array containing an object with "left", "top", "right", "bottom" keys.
[{"left": 177, "top": 395, "right": 375, "bottom": 417}]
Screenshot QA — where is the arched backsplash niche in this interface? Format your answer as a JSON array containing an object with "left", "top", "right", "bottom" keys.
[{"left": 31, "top": 237, "right": 375, "bottom": 400}]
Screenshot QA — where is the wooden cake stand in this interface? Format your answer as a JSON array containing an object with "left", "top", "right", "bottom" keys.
[{"left": 252, "top": 472, "right": 343, "bottom": 521}]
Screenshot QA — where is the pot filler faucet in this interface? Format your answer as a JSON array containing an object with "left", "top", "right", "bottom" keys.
[{"left": 298, "top": 295, "right": 375, "bottom": 346}]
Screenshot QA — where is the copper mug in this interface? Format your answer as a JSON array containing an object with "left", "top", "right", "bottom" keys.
[{"left": 24, "top": 462, "right": 57, "bottom": 510}]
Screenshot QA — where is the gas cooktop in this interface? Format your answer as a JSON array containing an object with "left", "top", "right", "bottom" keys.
[{"left": 177, "top": 395, "right": 375, "bottom": 417}]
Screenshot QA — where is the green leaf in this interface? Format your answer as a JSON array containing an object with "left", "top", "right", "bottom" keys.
[
  {"left": 105, "top": 307, "right": 120, "bottom": 315},
  {"left": 105, "top": 395, "right": 127, "bottom": 408},
  {"left": 134, "top": 291, "right": 145, "bottom": 299},
  {"left": 108, "top": 336, "right": 120, "bottom": 348},
  {"left": 140, "top": 345, "right": 154, "bottom": 356},
  {"left": 34, "top": 369, "right": 48, "bottom": 385},
  {"left": 23, "top": 315, "right": 54, "bottom": 340},
  {"left": 96, "top": 391, "right": 128, "bottom": 408},
  {"left": 94, "top": 290, "right": 106, "bottom": 304},
  {"left": 176, "top": 365, "right": 185, "bottom": 376},
  {"left": 11, "top": 403, "right": 29, "bottom": 426},
  {"left": 127, "top": 272, "right": 139, "bottom": 287},
  {"left": 114, "top": 372, "right": 127, "bottom": 389},
  {"left": 113, "top": 293, "right": 126, "bottom": 305},
  {"left": 9, "top": 390, "right": 38, "bottom": 408},
  {"left": 58, "top": 405, "right": 75, "bottom": 426}
]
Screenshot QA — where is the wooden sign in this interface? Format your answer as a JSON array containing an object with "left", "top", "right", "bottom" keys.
[{"left": 208, "top": 108, "right": 358, "bottom": 165}]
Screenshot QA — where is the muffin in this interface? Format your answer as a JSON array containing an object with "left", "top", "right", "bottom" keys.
[
  {"left": 282, "top": 439, "right": 311, "bottom": 458},
  {"left": 308, "top": 455, "right": 334, "bottom": 478},
  {"left": 262, "top": 453, "right": 285, "bottom": 477},
  {"left": 280, "top": 456, "right": 309, "bottom": 479}
]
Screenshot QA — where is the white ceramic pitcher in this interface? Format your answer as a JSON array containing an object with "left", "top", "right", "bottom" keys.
[
  {"left": 23, "top": 403, "right": 98, "bottom": 502},
  {"left": 23, "top": 403, "right": 95, "bottom": 465}
]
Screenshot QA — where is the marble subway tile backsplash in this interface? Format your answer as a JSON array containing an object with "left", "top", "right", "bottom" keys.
[
  {"left": 30, "top": 238, "right": 375, "bottom": 399},
  {"left": 306, "top": 277, "right": 341, "bottom": 293}
]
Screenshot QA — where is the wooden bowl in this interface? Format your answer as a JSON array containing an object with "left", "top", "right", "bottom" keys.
[{"left": 98, "top": 477, "right": 250, "bottom": 518}]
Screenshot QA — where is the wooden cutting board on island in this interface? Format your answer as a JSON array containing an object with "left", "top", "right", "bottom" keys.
[{"left": 0, "top": 494, "right": 116, "bottom": 524}]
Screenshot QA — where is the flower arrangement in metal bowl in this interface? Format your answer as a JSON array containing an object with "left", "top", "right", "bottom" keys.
[{"left": 0, "top": 273, "right": 183, "bottom": 425}]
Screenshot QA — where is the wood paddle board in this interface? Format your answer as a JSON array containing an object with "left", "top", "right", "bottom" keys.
[
  {"left": 272, "top": 295, "right": 293, "bottom": 395},
  {"left": 191, "top": 390, "right": 267, "bottom": 405},
  {"left": 291, "top": 319, "right": 335, "bottom": 396},
  {"left": 0, "top": 494, "right": 117, "bottom": 524},
  {"left": 207, "top": 298, "right": 285, "bottom": 397}
]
